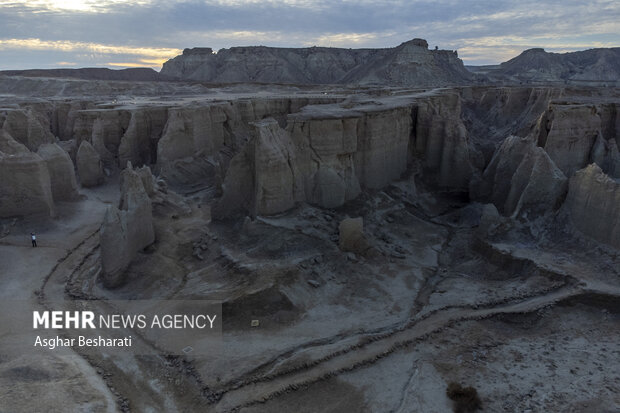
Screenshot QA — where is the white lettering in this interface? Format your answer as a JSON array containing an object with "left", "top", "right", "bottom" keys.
[{"left": 33, "top": 311, "right": 49, "bottom": 329}]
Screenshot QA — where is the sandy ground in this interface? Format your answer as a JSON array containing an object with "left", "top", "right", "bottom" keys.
[
  {"left": 1, "top": 169, "right": 616, "bottom": 412},
  {"left": 0, "top": 195, "right": 117, "bottom": 412}
]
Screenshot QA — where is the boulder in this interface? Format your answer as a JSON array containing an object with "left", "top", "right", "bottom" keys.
[
  {"left": 339, "top": 217, "right": 369, "bottom": 255},
  {"left": 76, "top": 140, "right": 103, "bottom": 187},
  {"left": 477, "top": 203, "right": 502, "bottom": 236}
]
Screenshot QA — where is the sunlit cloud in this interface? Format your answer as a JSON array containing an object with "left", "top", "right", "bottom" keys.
[
  {"left": 0, "top": 0, "right": 153, "bottom": 12},
  {"left": 0, "top": 38, "right": 180, "bottom": 69},
  {"left": 309, "top": 32, "right": 383, "bottom": 47},
  {"left": 0, "top": 38, "right": 179, "bottom": 58},
  {"left": 0, "top": 0, "right": 617, "bottom": 68}
]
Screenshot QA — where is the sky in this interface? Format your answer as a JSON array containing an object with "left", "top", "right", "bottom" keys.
[{"left": 0, "top": 0, "right": 618, "bottom": 70}]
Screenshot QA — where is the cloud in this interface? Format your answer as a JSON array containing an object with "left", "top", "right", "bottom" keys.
[
  {"left": 0, "top": 0, "right": 153, "bottom": 13},
  {"left": 0, "top": 38, "right": 179, "bottom": 57},
  {"left": 0, "top": 0, "right": 618, "bottom": 68},
  {"left": 0, "top": 38, "right": 179, "bottom": 69}
]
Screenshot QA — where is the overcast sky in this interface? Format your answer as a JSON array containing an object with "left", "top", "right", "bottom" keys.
[{"left": 0, "top": 0, "right": 618, "bottom": 70}]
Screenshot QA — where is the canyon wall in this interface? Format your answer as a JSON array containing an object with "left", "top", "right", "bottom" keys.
[
  {"left": 1, "top": 85, "right": 618, "bottom": 252},
  {"left": 99, "top": 165, "right": 155, "bottom": 288},
  {"left": 564, "top": 164, "right": 620, "bottom": 249}
]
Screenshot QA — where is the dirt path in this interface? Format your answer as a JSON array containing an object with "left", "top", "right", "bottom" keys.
[
  {"left": 0, "top": 200, "right": 119, "bottom": 412},
  {"left": 211, "top": 283, "right": 589, "bottom": 412},
  {"left": 15, "top": 193, "right": 617, "bottom": 413}
]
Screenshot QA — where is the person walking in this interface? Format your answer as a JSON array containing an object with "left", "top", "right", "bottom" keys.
[{"left": 31, "top": 232, "right": 37, "bottom": 247}]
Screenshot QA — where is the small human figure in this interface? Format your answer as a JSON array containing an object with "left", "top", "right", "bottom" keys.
[{"left": 31, "top": 232, "right": 37, "bottom": 247}]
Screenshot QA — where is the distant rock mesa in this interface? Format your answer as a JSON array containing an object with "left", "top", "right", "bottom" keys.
[{"left": 161, "top": 39, "right": 473, "bottom": 86}]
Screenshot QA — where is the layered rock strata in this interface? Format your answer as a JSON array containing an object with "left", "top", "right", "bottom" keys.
[
  {"left": 161, "top": 39, "right": 473, "bottom": 86},
  {"left": 213, "top": 100, "right": 414, "bottom": 218},
  {"left": 99, "top": 164, "right": 155, "bottom": 287},
  {"left": 564, "top": 164, "right": 620, "bottom": 249},
  {"left": 0, "top": 130, "right": 54, "bottom": 217},
  {"left": 77, "top": 140, "right": 103, "bottom": 187},
  {"left": 36, "top": 143, "right": 79, "bottom": 201}
]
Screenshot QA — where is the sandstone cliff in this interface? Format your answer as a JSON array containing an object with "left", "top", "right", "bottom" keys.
[
  {"left": 212, "top": 99, "right": 414, "bottom": 218},
  {"left": 99, "top": 164, "right": 155, "bottom": 288},
  {"left": 161, "top": 39, "right": 474, "bottom": 86},
  {"left": 487, "top": 47, "right": 620, "bottom": 85},
  {"left": 503, "top": 146, "right": 567, "bottom": 217},
  {"left": 564, "top": 164, "right": 620, "bottom": 249},
  {"left": 538, "top": 101, "right": 620, "bottom": 178},
  {"left": 1, "top": 108, "right": 55, "bottom": 151},
  {"left": 0, "top": 130, "right": 54, "bottom": 217},
  {"left": 414, "top": 93, "right": 476, "bottom": 190},
  {"left": 36, "top": 143, "right": 79, "bottom": 201},
  {"left": 76, "top": 140, "right": 103, "bottom": 187}
]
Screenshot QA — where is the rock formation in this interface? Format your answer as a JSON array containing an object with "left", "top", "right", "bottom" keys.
[
  {"left": 161, "top": 39, "right": 473, "bottom": 86},
  {"left": 0, "top": 130, "right": 54, "bottom": 217},
  {"left": 471, "top": 135, "right": 534, "bottom": 212},
  {"left": 564, "top": 164, "right": 620, "bottom": 249},
  {"left": 503, "top": 146, "right": 567, "bottom": 216},
  {"left": 213, "top": 101, "right": 412, "bottom": 218},
  {"left": 118, "top": 108, "right": 167, "bottom": 168},
  {"left": 479, "top": 47, "right": 620, "bottom": 85},
  {"left": 590, "top": 133, "right": 620, "bottom": 178},
  {"left": 76, "top": 140, "right": 103, "bottom": 187},
  {"left": 1, "top": 108, "right": 55, "bottom": 151},
  {"left": 36, "top": 143, "right": 79, "bottom": 201},
  {"left": 468, "top": 47, "right": 620, "bottom": 86},
  {"left": 414, "top": 93, "right": 476, "bottom": 189},
  {"left": 99, "top": 164, "right": 155, "bottom": 287},
  {"left": 539, "top": 103, "right": 601, "bottom": 177},
  {"left": 339, "top": 217, "right": 369, "bottom": 255},
  {"left": 212, "top": 118, "right": 302, "bottom": 218}
]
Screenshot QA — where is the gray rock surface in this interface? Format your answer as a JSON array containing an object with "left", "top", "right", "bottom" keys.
[
  {"left": 504, "top": 146, "right": 567, "bottom": 216},
  {"left": 414, "top": 93, "right": 475, "bottom": 189},
  {"left": 1, "top": 109, "right": 55, "bottom": 151},
  {"left": 36, "top": 143, "right": 79, "bottom": 201},
  {"left": 100, "top": 165, "right": 155, "bottom": 287},
  {"left": 76, "top": 140, "right": 103, "bottom": 187},
  {"left": 161, "top": 39, "right": 473, "bottom": 86},
  {"left": 213, "top": 100, "right": 413, "bottom": 217},
  {"left": 540, "top": 103, "right": 601, "bottom": 177},
  {"left": 564, "top": 164, "right": 620, "bottom": 249},
  {"left": 339, "top": 217, "right": 369, "bottom": 255},
  {"left": 472, "top": 135, "right": 534, "bottom": 211},
  {"left": 491, "top": 47, "right": 620, "bottom": 84},
  {"left": 0, "top": 130, "right": 54, "bottom": 217}
]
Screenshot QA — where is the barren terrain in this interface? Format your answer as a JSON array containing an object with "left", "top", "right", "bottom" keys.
[{"left": 0, "top": 63, "right": 618, "bottom": 413}]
